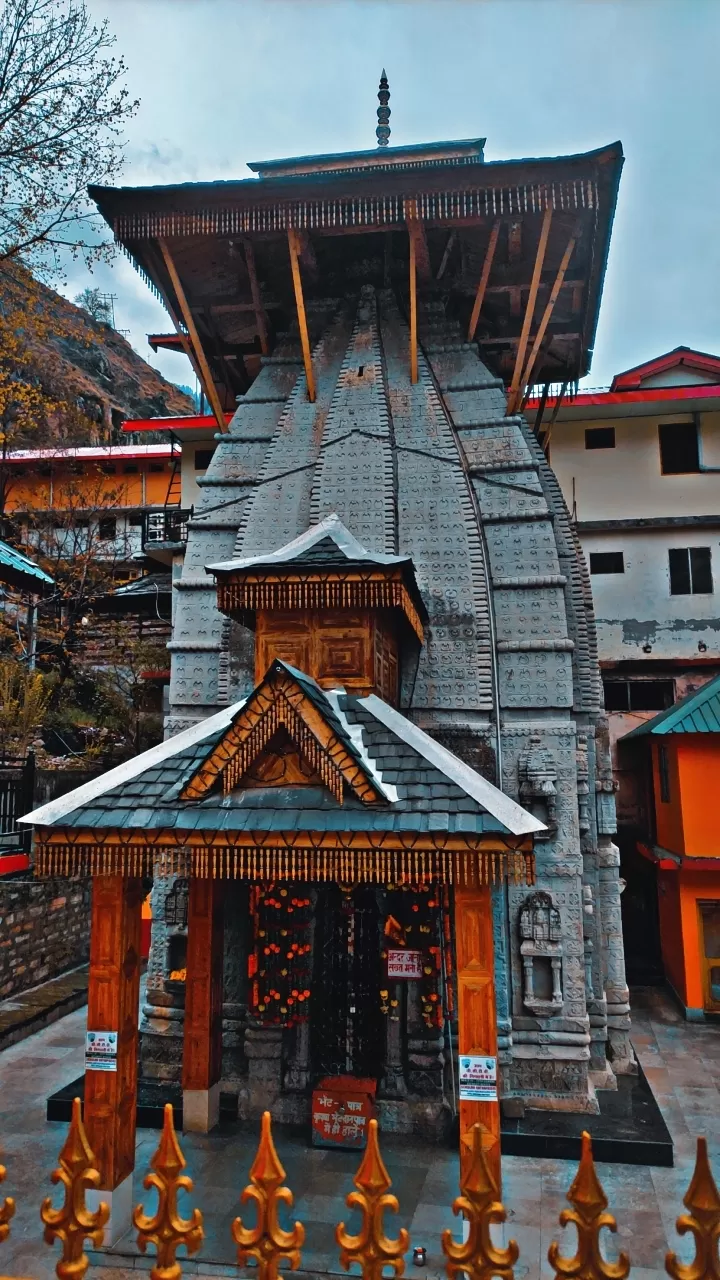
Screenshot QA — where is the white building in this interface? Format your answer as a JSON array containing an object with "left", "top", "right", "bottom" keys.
[{"left": 528, "top": 347, "right": 720, "bottom": 714}]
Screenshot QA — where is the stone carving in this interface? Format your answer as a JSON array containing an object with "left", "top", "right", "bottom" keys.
[
  {"left": 519, "top": 892, "right": 563, "bottom": 1012},
  {"left": 518, "top": 736, "right": 558, "bottom": 838}
]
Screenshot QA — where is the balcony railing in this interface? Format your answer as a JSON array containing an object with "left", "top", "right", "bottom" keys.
[{"left": 142, "top": 508, "right": 190, "bottom": 548}]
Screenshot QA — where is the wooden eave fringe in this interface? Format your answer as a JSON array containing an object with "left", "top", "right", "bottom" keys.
[
  {"left": 180, "top": 675, "right": 381, "bottom": 804},
  {"left": 33, "top": 830, "right": 534, "bottom": 887},
  {"left": 115, "top": 179, "right": 600, "bottom": 246},
  {"left": 216, "top": 574, "right": 425, "bottom": 645}
]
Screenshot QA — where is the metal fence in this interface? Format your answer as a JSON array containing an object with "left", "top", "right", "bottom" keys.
[
  {"left": 0, "top": 1098, "right": 717, "bottom": 1280},
  {"left": 0, "top": 754, "right": 34, "bottom": 857}
]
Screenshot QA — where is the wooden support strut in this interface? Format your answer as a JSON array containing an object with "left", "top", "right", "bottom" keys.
[
  {"left": 467, "top": 219, "right": 501, "bottom": 343},
  {"left": 454, "top": 884, "right": 500, "bottom": 1189},
  {"left": 243, "top": 239, "right": 270, "bottom": 356},
  {"left": 287, "top": 229, "right": 316, "bottom": 403},
  {"left": 518, "top": 220, "right": 581, "bottom": 398},
  {"left": 84, "top": 875, "right": 143, "bottom": 1196},
  {"left": 506, "top": 206, "right": 553, "bottom": 414},
  {"left": 408, "top": 220, "right": 418, "bottom": 385},
  {"left": 157, "top": 237, "right": 228, "bottom": 432},
  {"left": 182, "top": 877, "right": 225, "bottom": 1132}
]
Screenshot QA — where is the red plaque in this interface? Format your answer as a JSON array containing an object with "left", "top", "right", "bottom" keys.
[
  {"left": 386, "top": 948, "right": 423, "bottom": 979},
  {"left": 311, "top": 1075, "right": 376, "bottom": 1149}
]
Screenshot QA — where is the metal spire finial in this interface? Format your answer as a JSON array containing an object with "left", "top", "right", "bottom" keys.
[{"left": 376, "top": 69, "right": 390, "bottom": 148}]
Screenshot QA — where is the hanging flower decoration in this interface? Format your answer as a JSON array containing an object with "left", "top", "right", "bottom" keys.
[
  {"left": 249, "top": 883, "right": 313, "bottom": 1025},
  {"left": 380, "top": 884, "right": 444, "bottom": 1030}
]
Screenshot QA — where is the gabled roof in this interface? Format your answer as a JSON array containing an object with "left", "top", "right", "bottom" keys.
[
  {"left": 623, "top": 674, "right": 720, "bottom": 739},
  {"left": 22, "top": 659, "right": 543, "bottom": 838},
  {"left": 0, "top": 540, "right": 54, "bottom": 593},
  {"left": 611, "top": 347, "right": 720, "bottom": 392}
]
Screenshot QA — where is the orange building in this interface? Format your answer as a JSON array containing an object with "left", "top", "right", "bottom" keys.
[{"left": 624, "top": 674, "right": 720, "bottom": 1020}]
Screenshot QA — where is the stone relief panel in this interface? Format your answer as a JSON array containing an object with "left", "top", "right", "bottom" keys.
[{"left": 519, "top": 891, "right": 563, "bottom": 1013}]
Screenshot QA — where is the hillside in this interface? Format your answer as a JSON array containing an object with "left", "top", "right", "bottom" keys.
[{"left": 2, "top": 270, "right": 194, "bottom": 440}]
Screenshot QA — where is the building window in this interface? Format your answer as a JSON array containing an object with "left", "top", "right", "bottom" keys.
[
  {"left": 602, "top": 679, "right": 675, "bottom": 713},
  {"left": 150, "top": 463, "right": 164, "bottom": 473},
  {"left": 98, "top": 516, "right": 117, "bottom": 540},
  {"left": 585, "top": 427, "right": 615, "bottom": 450},
  {"left": 669, "top": 546, "right": 713, "bottom": 595},
  {"left": 194, "top": 449, "right": 214, "bottom": 471},
  {"left": 123, "top": 464, "right": 139, "bottom": 474},
  {"left": 659, "top": 421, "right": 700, "bottom": 474},
  {"left": 658, "top": 743, "right": 670, "bottom": 803},
  {"left": 101, "top": 464, "right": 116, "bottom": 475},
  {"left": 128, "top": 513, "right": 143, "bottom": 527},
  {"left": 589, "top": 551, "right": 624, "bottom": 574}
]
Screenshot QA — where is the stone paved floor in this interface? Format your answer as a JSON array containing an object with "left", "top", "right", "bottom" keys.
[{"left": 0, "top": 986, "right": 716, "bottom": 1279}]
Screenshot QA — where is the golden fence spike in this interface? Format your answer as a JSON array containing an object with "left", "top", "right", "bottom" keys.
[
  {"left": 336, "top": 1117, "right": 409, "bottom": 1280},
  {"left": 133, "top": 1102, "right": 203, "bottom": 1280},
  {"left": 0, "top": 1153, "right": 15, "bottom": 1245},
  {"left": 40, "top": 1096, "right": 108, "bottom": 1280},
  {"left": 442, "top": 1123, "right": 518, "bottom": 1279},
  {"left": 548, "top": 1131, "right": 629, "bottom": 1280},
  {"left": 666, "top": 1135, "right": 720, "bottom": 1280},
  {"left": 231, "top": 1110, "right": 304, "bottom": 1280}
]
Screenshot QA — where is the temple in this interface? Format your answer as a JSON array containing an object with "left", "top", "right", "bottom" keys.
[{"left": 23, "top": 78, "right": 631, "bottom": 1239}]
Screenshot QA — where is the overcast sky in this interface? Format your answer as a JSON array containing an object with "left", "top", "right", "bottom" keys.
[{"left": 74, "top": 0, "right": 720, "bottom": 394}]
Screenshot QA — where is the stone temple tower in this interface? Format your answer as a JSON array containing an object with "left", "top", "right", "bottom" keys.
[{"left": 63, "top": 87, "right": 632, "bottom": 1133}]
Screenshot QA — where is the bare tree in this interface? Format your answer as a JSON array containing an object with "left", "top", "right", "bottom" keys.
[{"left": 0, "top": 0, "right": 138, "bottom": 274}]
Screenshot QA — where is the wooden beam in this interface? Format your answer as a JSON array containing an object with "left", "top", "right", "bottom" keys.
[
  {"left": 519, "top": 222, "right": 581, "bottom": 395},
  {"left": 182, "top": 877, "right": 224, "bottom": 1132},
  {"left": 436, "top": 230, "right": 456, "bottom": 281},
  {"left": 287, "top": 229, "right": 316, "bottom": 403},
  {"left": 243, "top": 239, "right": 270, "bottom": 355},
  {"left": 507, "top": 206, "right": 553, "bottom": 412},
  {"left": 157, "top": 237, "right": 228, "bottom": 432},
  {"left": 409, "top": 220, "right": 418, "bottom": 384},
  {"left": 466, "top": 219, "right": 501, "bottom": 343},
  {"left": 406, "top": 213, "right": 431, "bottom": 282},
  {"left": 144, "top": 243, "right": 204, "bottom": 383},
  {"left": 455, "top": 884, "right": 500, "bottom": 1187},
  {"left": 84, "top": 875, "right": 142, "bottom": 1221}
]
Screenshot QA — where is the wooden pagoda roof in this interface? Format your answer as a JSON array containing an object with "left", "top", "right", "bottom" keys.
[{"left": 89, "top": 138, "right": 623, "bottom": 400}]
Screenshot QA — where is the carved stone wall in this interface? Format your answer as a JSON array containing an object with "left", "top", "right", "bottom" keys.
[{"left": 138, "top": 288, "right": 632, "bottom": 1126}]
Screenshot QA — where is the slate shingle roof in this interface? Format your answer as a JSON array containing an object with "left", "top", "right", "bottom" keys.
[{"left": 24, "top": 661, "right": 542, "bottom": 839}]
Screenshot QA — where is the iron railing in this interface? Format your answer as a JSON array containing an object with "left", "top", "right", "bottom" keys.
[
  {"left": 0, "top": 753, "right": 34, "bottom": 856},
  {"left": 142, "top": 509, "right": 190, "bottom": 548},
  {"left": 1, "top": 1098, "right": 718, "bottom": 1280}
]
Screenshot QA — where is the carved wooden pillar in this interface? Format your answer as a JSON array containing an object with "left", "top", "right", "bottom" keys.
[
  {"left": 84, "top": 874, "right": 143, "bottom": 1244},
  {"left": 182, "top": 876, "right": 224, "bottom": 1131},
  {"left": 454, "top": 884, "right": 500, "bottom": 1186}
]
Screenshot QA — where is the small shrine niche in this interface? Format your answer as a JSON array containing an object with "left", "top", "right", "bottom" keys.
[
  {"left": 518, "top": 735, "right": 558, "bottom": 839},
  {"left": 208, "top": 515, "right": 426, "bottom": 706},
  {"left": 519, "top": 891, "right": 563, "bottom": 1011}
]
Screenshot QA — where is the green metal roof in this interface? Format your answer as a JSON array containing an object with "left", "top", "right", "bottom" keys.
[
  {"left": 0, "top": 540, "right": 53, "bottom": 593},
  {"left": 622, "top": 674, "right": 720, "bottom": 738}
]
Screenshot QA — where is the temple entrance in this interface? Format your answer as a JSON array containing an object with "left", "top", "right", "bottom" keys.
[{"left": 310, "top": 885, "right": 384, "bottom": 1080}]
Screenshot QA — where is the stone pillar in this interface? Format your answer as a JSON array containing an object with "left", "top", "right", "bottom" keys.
[
  {"left": 597, "top": 836, "right": 635, "bottom": 1073},
  {"left": 454, "top": 884, "right": 499, "bottom": 1184},
  {"left": 182, "top": 877, "right": 224, "bottom": 1131},
  {"left": 221, "top": 880, "right": 248, "bottom": 1096},
  {"left": 381, "top": 981, "right": 408, "bottom": 1097},
  {"left": 84, "top": 875, "right": 143, "bottom": 1245}
]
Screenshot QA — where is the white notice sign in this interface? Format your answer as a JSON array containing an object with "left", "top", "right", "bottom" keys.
[
  {"left": 85, "top": 1030, "right": 118, "bottom": 1072},
  {"left": 386, "top": 949, "right": 423, "bottom": 979},
  {"left": 458, "top": 1055, "right": 498, "bottom": 1102}
]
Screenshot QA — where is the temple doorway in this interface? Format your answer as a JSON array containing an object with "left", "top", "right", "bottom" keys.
[{"left": 310, "top": 885, "right": 384, "bottom": 1081}]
